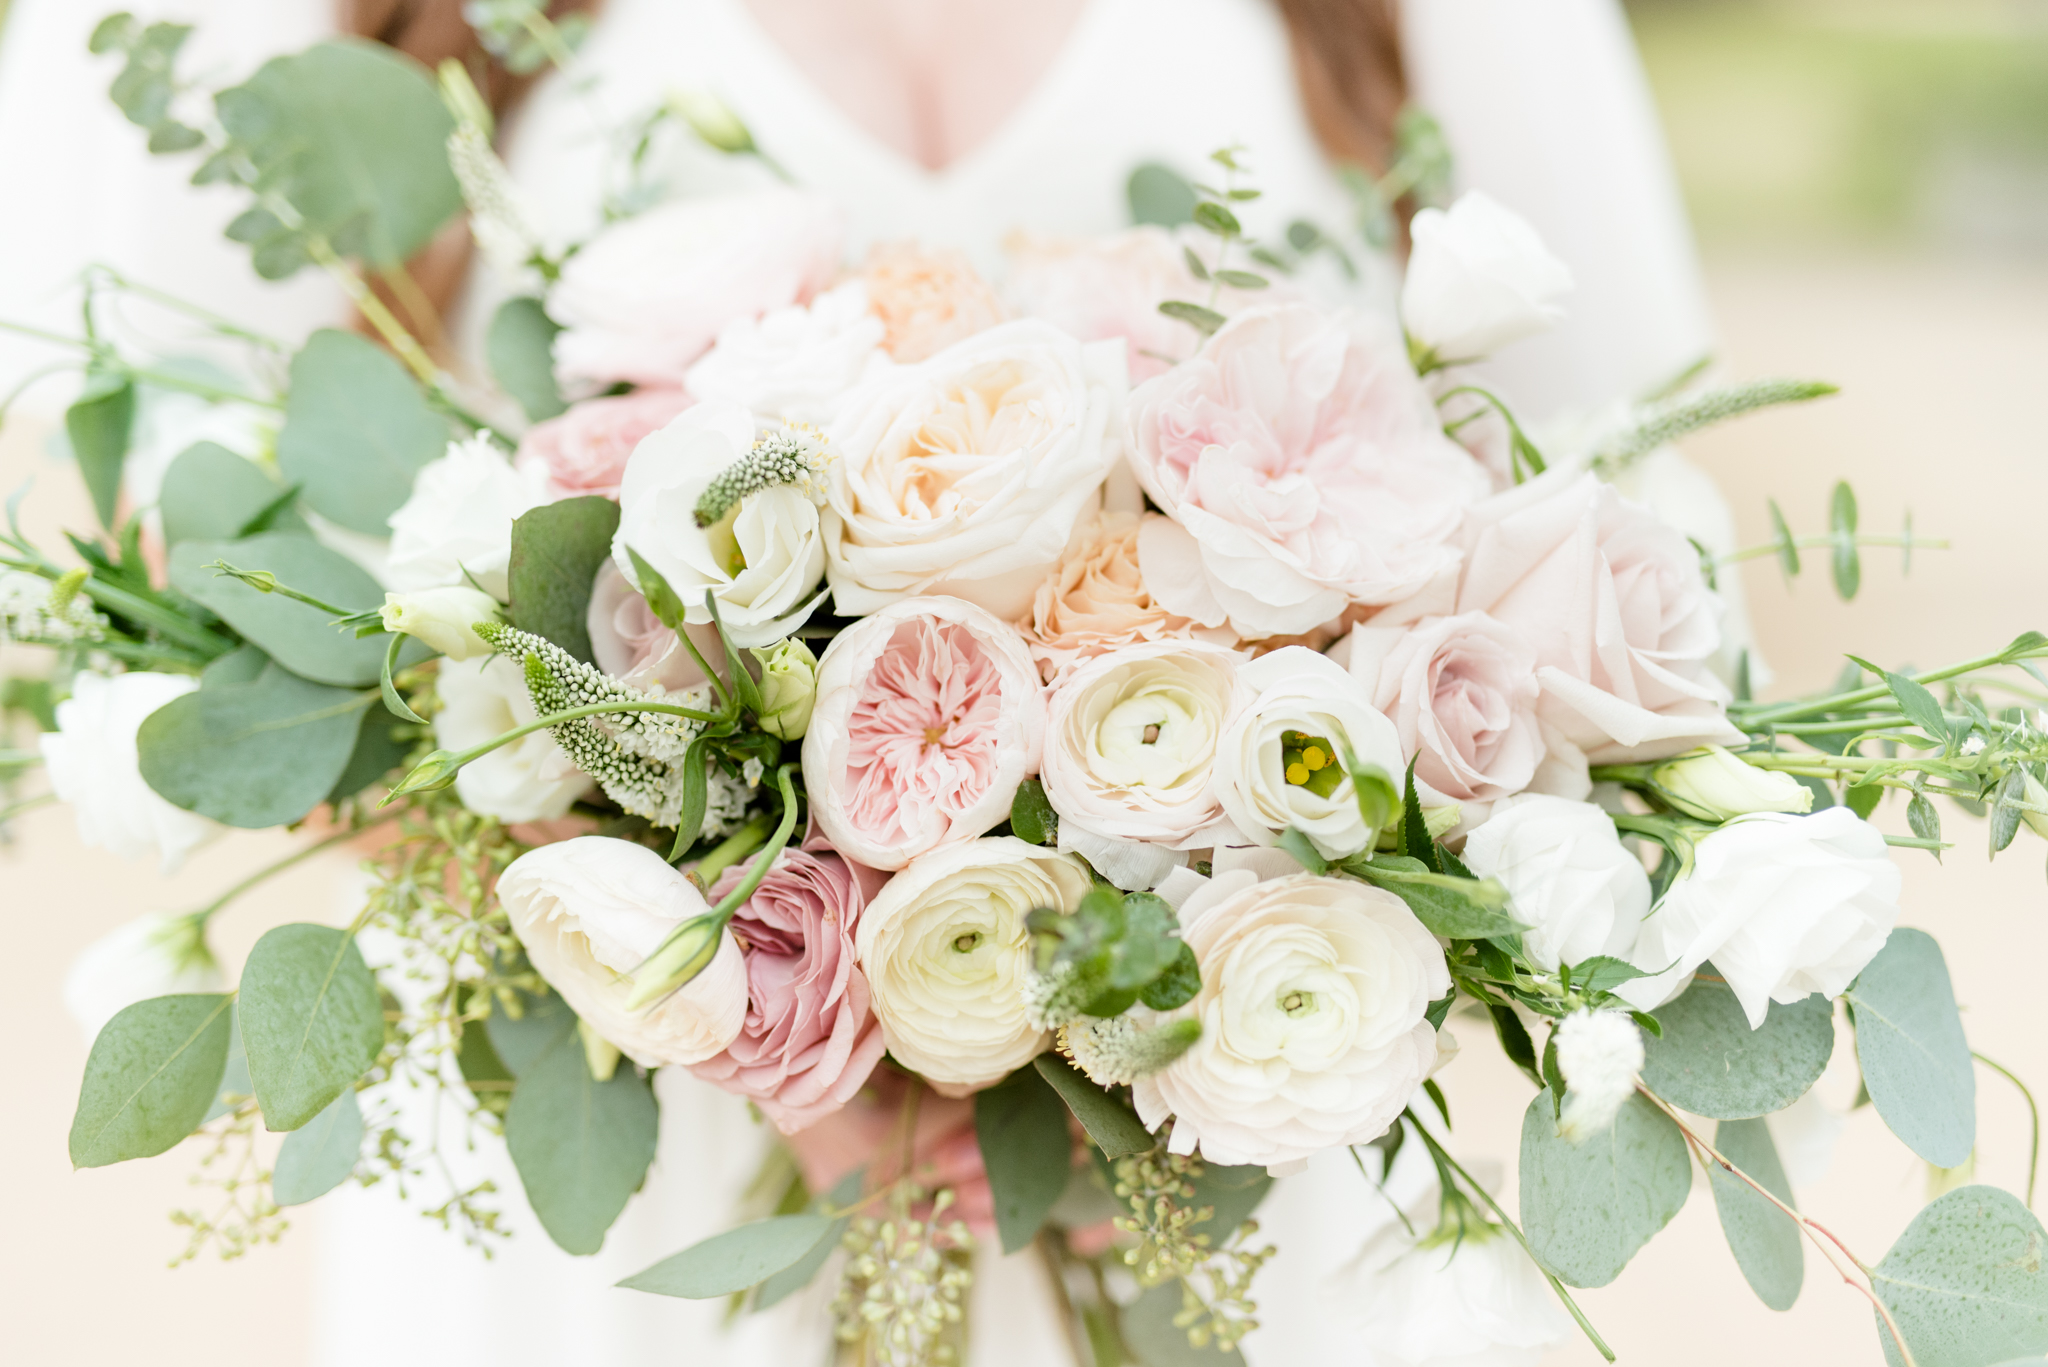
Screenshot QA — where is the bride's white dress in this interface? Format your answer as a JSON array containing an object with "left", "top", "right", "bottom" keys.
[{"left": 0, "top": 2, "right": 1717, "bottom": 1363}]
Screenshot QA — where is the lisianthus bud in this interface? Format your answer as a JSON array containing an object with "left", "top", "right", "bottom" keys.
[
  {"left": 1554, "top": 1008, "right": 1644, "bottom": 1141},
  {"left": 624, "top": 911, "right": 728, "bottom": 1010},
  {"left": 671, "top": 89, "right": 755, "bottom": 154},
  {"left": 379, "top": 586, "right": 502, "bottom": 660},
  {"left": 386, "top": 748, "right": 462, "bottom": 799},
  {"left": 1401, "top": 190, "right": 1573, "bottom": 363},
  {"left": 1653, "top": 746, "right": 1812, "bottom": 822},
  {"left": 752, "top": 637, "right": 818, "bottom": 740}
]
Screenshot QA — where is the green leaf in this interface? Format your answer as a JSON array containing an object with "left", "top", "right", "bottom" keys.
[
  {"left": 1158, "top": 300, "right": 1227, "bottom": 335},
  {"left": 1182, "top": 245, "right": 1211, "bottom": 281},
  {"left": 159, "top": 442, "right": 306, "bottom": 545},
  {"left": 214, "top": 39, "right": 461, "bottom": 269},
  {"left": 1847, "top": 782, "right": 1883, "bottom": 819},
  {"left": 272, "top": 1089, "right": 364, "bottom": 1205},
  {"left": 625, "top": 545, "right": 687, "bottom": 631},
  {"left": 1768, "top": 498, "right": 1801, "bottom": 580},
  {"left": 66, "top": 373, "right": 136, "bottom": 529},
  {"left": 1399, "top": 758, "right": 1437, "bottom": 867},
  {"left": 68, "top": 993, "right": 233, "bottom": 1168},
  {"left": 275, "top": 330, "right": 450, "bottom": 535},
  {"left": 1846, "top": 928, "right": 1976, "bottom": 1168},
  {"left": 1709, "top": 1117, "right": 1803, "bottom": 1312},
  {"left": 508, "top": 496, "right": 619, "bottom": 664},
  {"left": 136, "top": 663, "right": 371, "bottom": 828},
  {"left": 1831, "top": 479, "right": 1861, "bottom": 600},
  {"left": 169, "top": 533, "right": 389, "bottom": 686},
  {"left": 483, "top": 987, "right": 577, "bottom": 1076},
  {"left": 505, "top": 1030, "right": 658, "bottom": 1255},
  {"left": 1034, "top": 1054, "right": 1153, "bottom": 1159},
  {"left": 324, "top": 704, "right": 410, "bottom": 804},
  {"left": 1573, "top": 955, "right": 1652, "bottom": 995},
  {"left": 1872, "top": 1186, "right": 2048, "bottom": 1367},
  {"left": 1187, "top": 1160, "right": 1273, "bottom": 1236},
  {"left": 487, "top": 297, "right": 568, "bottom": 422},
  {"left": 89, "top": 13, "right": 139, "bottom": 53},
  {"left": 1909, "top": 792, "right": 1944, "bottom": 847},
  {"left": 619, "top": 1212, "right": 837, "bottom": 1298},
  {"left": 1139, "top": 942, "right": 1201, "bottom": 1012},
  {"left": 975, "top": 1065, "right": 1075, "bottom": 1253},
  {"left": 1192, "top": 201, "right": 1242, "bottom": 237},
  {"left": 1127, "top": 162, "right": 1198, "bottom": 227},
  {"left": 1352, "top": 855, "right": 1518, "bottom": 939},
  {"left": 1213, "top": 269, "right": 1268, "bottom": 289},
  {"left": 1519, "top": 1088, "right": 1691, "bottom": 1288},
  {"left": 239, "top": 924, "right": 384, "bottom": 1131},
  {"left": 1123, "top": 1281, "right": 1245, "bottom": 1366},
  {"left": 1009, "top": 777, "right": 1058, "bottom": 846},
  {"left": 1639, "top": 976, "right": 1834, "bottom": 1120},
  {"left": 1276, "top": 826, "right": 1328, "bottom": 874},
  {"left": 668, "top": 736, "right": 710, "bottom": 854},
  {"left": 755, "top": 1170, "right": 864, "bottom": 1311},
  {"left": 1490, "top": 1002, "right": 1540, "bottom": 1083}
]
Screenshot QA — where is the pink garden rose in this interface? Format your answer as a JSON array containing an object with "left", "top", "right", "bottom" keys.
[
  {"left": 585, "top": 558, "right": 731, "bottom": 694},
  {"left": 802, "top": 596, "right": 1047, "bottom": 870},
  {"left": 515, "top": 389, "right": 693, "bottom": 501},
  {"left": 550, "top": 187, "right": 843, "bottom": 389},
  {"left": 690, "top": 848, "right": 890, "bottom": 1134},
  {"left": 1129, "top": 304, "right": 1491, "bottom": 642},
  {"left": 1342, "top": 613, "right": 1542, "bottom": 804}
]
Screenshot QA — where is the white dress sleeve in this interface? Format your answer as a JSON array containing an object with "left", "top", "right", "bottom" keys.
[{"left": 1401, "top": 0, "right": 1715, "bottom": 414}]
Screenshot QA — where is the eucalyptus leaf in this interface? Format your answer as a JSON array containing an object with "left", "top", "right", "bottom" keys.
[
  {"left": 323, "top": 706, "right": 410, "bottom": 805},
  {"left": 1187, "top": 1161, "right": 1273, "bottom": 1237},
  {"left": 1831, "top": 480, "right": 1861, "bottom": 600},
  {"left": 275, "top": 330, "right": 450, "bottom": 535},
  {"left": 1009, "top": 777, "right": 1058, "bottom": 846},
  {"left": 203, "top": 1011, "right": 253, "bottom": 1122},
  {"left": 159, "top": 442, "right": 306, "bottom": 545},
  {"left": 1872, "top": 1186, "right": 2048, "bottom": 1367},
  {"left": 66, "top": 373, "right": 135, "bottom": 529},
  {"left": 487, "top": 297, "right": 567, "bottom": 422},
  {"left": 619, "top": 1213, "right": 836, "bottom": 1298},
  {"left": 508, "top": 496, "right": 619, "bottom": 664},
  {"left": 1034, "top": 1054, "right": 1153, "bottom": 1159},
  {"left": 273, "top": 1089, "right": 364, "bottom": 1205},
  {"left": 1639, "top": 976, "right": 1833, "bottom": 1120},
  {"left": 1709, "top": 1117, "right": 1803, "bottom": 1312},
  {"left": 484, "top": 987, "right": 576, "bottom": 1076},
  {"left": 136, "top": 664, "right": 371, "bottom": 828},
  {"left": 68, "top": 993, "right": 233, "bottom": 1168},
  {"left": 1768, "top": 498, "right": 1801, "bottom": 579},
  {"left": 505, "top": 1031, "right": 658, "bottom": 1255},
  {"left": 1846, "top": 928, "right": 1975, "bottom": 1168},
  {"left": 239, "top": 924, "right": 383, "bottom": 1131},
  {"left": 1127, "top": 162, "right": 1198, "bottom": 227},
  {"left": 1158, "top": 300, "right": 1227, "bottom": 335},
  {"left": 1520, "top": 1089, "right": 1690, "bottom": 1288},
  {"left": 975, "top": 1064, "right": 1075, "bottom": 1253},
  {"left": 755, "top": 1170, "right": 864, "bottom": 1311},
  {"left": 169, "top": 532, "right": 388, "bottom": 686}
]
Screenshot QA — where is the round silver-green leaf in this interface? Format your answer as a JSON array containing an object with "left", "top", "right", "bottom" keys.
[
  {"left": 619, "top": 1214, "right": 838, "bottom": 1299},
  {"left": 1520, "top": 1088, "right": 1691, "bottom": 1288},
  {"left": 504, "top": 1032, "right": 658, "bottom": 1256},
  {"left": 169, "top": 531, "right": 388, "bottom": 686},
  {"left": 1872, "top": 1186, "right": 2048, "bottom": 1367},
  {"left": 68, "top": 993, "right": 233, "bottom": 1168},
  {"left": 239, "top": 925, "right": 383, "bottom": 1132},
  {"left": 1847, "top": 928, "right": 1976, "bottom": 1168},
  {"left": 136, "top": 664, "right": 370, "bottom": 828},
  {"left": 273, "top": 1089, "right": 364, "bottom": 1205},
  {"left": 274, "top": 329, "right": 451, "bottom": 535},
  {"left": 1639, "top": 975, "right": 1834, "bottom": 1120},
  {"left": 1709, "top": 1117, "right": 1803, "bottom": 1312}
]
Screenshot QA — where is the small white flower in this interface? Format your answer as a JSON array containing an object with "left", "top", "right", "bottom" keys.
[
  {"left": 1961, "top": 734, "right": 1987, "bottom": 757},
  {"left": 1652, "top": 746, "right": 1812, "bottom": 821},
  {"left": 432, "top": 655, "right": 593, "bottom": 823},
  {"left": 63, "top": 910, "right": 224, "bottom": 1042},
  {"left": 1554, "top": 1008, "right": 1644, "bottom": 1141},
  {"left": 40, "top": 671, "right": 220, "bottom": 873},
  {"left": 385, "top": 434, "right": 547, "bottom": 599},
  {"left": 0, "top": 570, "right": 104, "bottom": 644},
  {"left": 378, "top": 585, "right": 501, "bottom": 660},
  {"left": 1401, "top": 191, "right": 1574, "bottom": 362}
]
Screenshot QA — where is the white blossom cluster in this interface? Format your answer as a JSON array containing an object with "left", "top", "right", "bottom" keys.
[{"left": 0, "top": 570, "right": 105, "bottom": 645}]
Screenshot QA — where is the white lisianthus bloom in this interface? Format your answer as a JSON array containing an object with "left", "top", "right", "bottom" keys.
[
  {"left": 1619, "top": 809, "right": 1901, "bottom": 1026},
  {"left": 854, "top": 837, "right": 1090, "bottom": 1095},
  {"left": 379, "top": 585, "right": 501, "bottom": 661},
  {"left": 41, "top": 671, "right": 220, "bottom": 873},
  {"left": 685, "top": 280, "right": 890, "bottom": 426},
  {"left": 1553, "top": 1008, "right": 1645, "bottom": 1141},
  {"left": 1041, "top": 639, "right": 1248, "bottom": 890},
  {"left": 1401, "top": 191, "right": 1574, "bottom": 363},
  {"left": 613, "top": 401, "right": 830, "bottom": 649},
  {"left": 1653, "top": 745, "right": 1813, "bottom": 822},
  {"left": 498, "top": 837, "right": 747, "bottom": 1065},
  {"left": 385, "top": 434, "right": 547, "bottom": 599},
  {"left": 63, "top": 910, "right": 223, "bottom": 1042},
  {"left": 1132, "top": 868, "right": 1449, "bottom": 1168},
  {"left": 433, "top": 656, "right": 593, "bottom": 822},
  {"left": 823, "top": 320, "right": 1128, "bottom": 620},
  {"left": 1213, "top": 646, "right": 1408, "bottom": 861},
  {"left": 1459, "top": 794, "right": 1650, "bottom": 972},
  {"left": 1348, "top": 1203, "right": 1574, "bottom": 1367}
]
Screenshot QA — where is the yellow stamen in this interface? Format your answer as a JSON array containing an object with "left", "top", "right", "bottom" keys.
[
  {"left": 1285, "top": 762, "right": 1310, "bottom": 785},
  {"left": 1303, "top": 746, "right": 1327, "bottom": 771}
]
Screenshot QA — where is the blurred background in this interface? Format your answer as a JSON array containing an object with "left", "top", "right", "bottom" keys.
[{"left": 3, "top": 0, "right": 2046, "bottom": 1363}]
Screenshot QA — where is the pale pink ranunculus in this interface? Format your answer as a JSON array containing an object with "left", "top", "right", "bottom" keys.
[
  {"left": 550, "top": 187, "right": 844, "bottom": 389},
  {"left": 1384, "top": 469, "right": 1742, "bottom": 765},
  {"left": 585, "top": 558, "right": 731, "bottom": 693},
  {"left": 803, "top": 596, "right": 1047, "bottom": 871},
  {"left": 1129, "top": 304, "right": 1491, "bottom": 642},
  {"left": 1015, "top": 511, "right": 1232, "bottom": 682},
  {"left": 862, "top": 243, "right": 1007, "bottom": 363},
  {"left": 690, "top": 848, "right": 890, "bottom": 1134},
  {"left": 1343, "top": 612, "right": 1542, "bottom": 804},
  {"left": 514, "top": 389, "right": 694, "bottom": 501}
]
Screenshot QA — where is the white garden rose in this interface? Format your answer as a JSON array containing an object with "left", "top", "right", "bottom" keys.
[
  {"left": 1213, "top": 646, "right": 1408, "bottom": 861},
  {"left": 1041, "top": 639, "right": 1248, "bottom": 890},
  {"left": 379, "top": 585, "right": 501, "bottom": 661},
  {"left": 823, "top": 320, "right": 1128, "bottom": 619},
  {"left": 433, "top": 655, "right": 593, "bottom": 823},
  {"left": 853, "top": 837, "right": 1090, "bottom": 1095},
  {"left": 1653, "top": 745, "right": 1813, "bottom": 821},
  {"left": 1132, "top": 868, "right": 1449, "bottom": 1167},
  {"left": 1401, "top": 191, "right": 1574, "bottom": 363},
  {"left": 1620, "top": 809, "right": 1901, "bottom": 1027},
  {"left": 385, "top": 434, "right": 547, "bottom": 599},
  {"left": 612, "top": 400, "right": 831, "bottom": 649},
  {"left": 684, "top": 280, "right": 889, "bottom": 426},
  {"left": 41, "top": 671, "right": 220, "bottom": 872},
  {"left": 1458, "top": 794, "right": 1650, "bottom": 972},
  {"left": 62, "top": 910, "right": 223, "bottom": 1042},
  {"left": 498, "top": 837, "right": 747, "bottom": 1065}
]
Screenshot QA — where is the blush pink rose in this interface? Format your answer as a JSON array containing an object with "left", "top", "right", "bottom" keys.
[
  {"left": 1129, "top": 304, "right": 1491, "bottom": 642},
  {"left": 690, "top": 848, "right": 890, "bottom": 1134},
  {"left": 585, "top": 558, "right": 732, "bottom": 693},
  {"left": 514, "top": 389, "right": 694, "bottom": 501},
  {"left": 802, "top": 596, "right": 1047, "bottom": 870},
  {"left": 1342, "top": 612, "right": 1542, "bottom": 804}
]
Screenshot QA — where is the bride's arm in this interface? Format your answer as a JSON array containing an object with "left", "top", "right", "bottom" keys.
[{"left": 1401, "top": 0, "right": 1715, "bottom": 415}]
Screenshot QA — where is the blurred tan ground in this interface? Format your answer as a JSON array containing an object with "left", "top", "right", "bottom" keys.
[{"left": 2, "top": 249, "right": 2043, "bottom": 1365}]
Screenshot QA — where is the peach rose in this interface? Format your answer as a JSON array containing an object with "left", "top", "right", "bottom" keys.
[
  {"left": 862, "top": 243, "right": 1006, "bottom": 363},
  {"left": 1015, "top": 511, "right": 1231, "bottom": 682},
  {"left": 1342, "top": 612, "right": 1542, "bottom": 804},
  {"left": 514, "top": 389, "right": 693, "bottom": 501}
]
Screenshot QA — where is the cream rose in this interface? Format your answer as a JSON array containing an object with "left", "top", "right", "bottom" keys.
[
  {"left": 498, "top": 837, "right": 747, "bottom": 1066},
  {"left": 854, "top": 837, "right": 1090, "bottom": 1095},
  {"left": 823, "top": 320, "right": 1127, "bottom": 619},
  {"left": 1132, "top": 868, "right": 1450, "bottom": 1167},
  {"left": 1459, "top": 794, "right": 1650, "bottom": 972},
  {"left": 684, "top": 280, "right": 889, "bottom": 426},
  {"left": 1344, "top": 613, "right": 1542, "bottom": 805},
  {"left": 433, "top": 655, "right": 593, "bottom": 822},
  {"left": 1016, "top": 511, "right": 1227, "bottom": 682},
  {"left": 1214, "top": 646, "right": 1408, "bottom": 861}
]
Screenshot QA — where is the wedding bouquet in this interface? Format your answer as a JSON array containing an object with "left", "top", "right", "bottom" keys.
[{"left": 9, "top": 11, "right": 2047, "bottom": 1367}]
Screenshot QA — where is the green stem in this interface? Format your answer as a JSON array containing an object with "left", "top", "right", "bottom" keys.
[
  {"left": 709, "top": 766, "right": 801, "bottom": 919},
  {"left": 1736, "top": 649, "right": 2020, "bottom": 727},
  {"left": 80, "top": 579, "right": 233, "bottom": 656},
  {"left": 1719, "top": 535, "right": 1947, "bottom": 566},
  {"left": 691, "top": 812, "right": 775, "bottom": 885},
  {"left": 0, "top": 791, "right": 59, "bottom": 824},
  {"left": 303, "top": 234, "right": 440, "bottom": 389},
  {"left": 195, "top": 825, "right": 372, "bottom": 925},
  {"left": 1971, "top": 1051, "right": 2040, "bottom": 1209},
  {"left": 383, "top": 697, "right": 720, "bottom": 803}
]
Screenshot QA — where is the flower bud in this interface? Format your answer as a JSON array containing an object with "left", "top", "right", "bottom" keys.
[
  {"left": 671, "top": 89, "right": 755, "bottom": 155},
  {"left": 751, "top": 636, "right": 818, "bottom": 740},
  {"left": 623, "top": 911, "right": 728, "bottom": 1011},
  {"left": 1653, "top": 746, "right": 1813, "bottom": 822},
  {"left": 379, "top": 586, "right": 502, "bottom": 661},
  {"left": 385, "top": 748, "right": 462, "bottom": 801}
]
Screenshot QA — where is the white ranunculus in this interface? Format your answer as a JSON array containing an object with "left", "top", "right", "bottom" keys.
[
  {"left": 1401, "top": 191, "right": 1574, "bottom": 363},
  {"left": 1347, "top": 1203, "right": 1574, "bottom": 1367},
  {"left": 41, "top": 671, "right": 220, "bottom": 872},
  {"left": 379, "top": 585, "right": 501, "bottom": 661},
  {"left": 1133, "top": 868, "right": 1449, "bottom": 1168},
  {"left": 63, "top": 910, "right": 223, "bottom": 1042},
  {"left": 433, "top": 655, "right": 593, "bottom": 822},
  {"left": 685, "top": 280, "right": 889, "bottom": 426},
  {"left": 1653, "top": 746, "right": 1813, "bottom": 821},
  {"left": 385, "top": 434, "right": 547, "bottom": 599},
  {"left": 854, "top": 837, "right": 1089, "bottom": 1095},
  {"left": 1458, "top": 794, "right": 1650, "bottom": 972},
  {"left": 1553, "top": 1008, "right": 1645, "bottom": 1141},
  {"left": 1213, "top": 646, "right": 1408, "bottom": 861},
  {"left": 497, "top": 837, "right": 747, "bottom": 1065},
  {"left": 1041, "top": 639, "right": 1248, "bottom": 890},
  {"left": 823, "top": 320, "right": 1127, "bottom": 620},
  {"left": 1619, "top": 809, "right": 1901, "bottom": 1027},
  {"left": 613, "top": 400, "right": 830, "bottom": 649}
]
